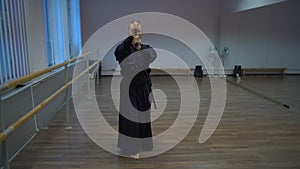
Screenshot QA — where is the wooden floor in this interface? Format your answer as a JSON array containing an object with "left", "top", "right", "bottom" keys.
[
  {"left": 10, "top": 75, "right": 300, "bottom": 169},
  {"left": 228, "top": 75, "right": 300, "bottom": 112}
]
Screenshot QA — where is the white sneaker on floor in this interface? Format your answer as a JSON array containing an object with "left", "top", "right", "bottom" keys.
[{"left": 130, "top": 153, "right": 140, "bottom": 159}]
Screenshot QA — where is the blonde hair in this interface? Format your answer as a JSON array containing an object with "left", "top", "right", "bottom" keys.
[{"left": 128, "top": 20, "right": 143, "bottom": 36}]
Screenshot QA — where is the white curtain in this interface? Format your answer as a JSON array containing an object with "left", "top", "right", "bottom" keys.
[
  {"left": 68, "top": 0, "right": 82, "bottom": 58},
  {"left": 44, "top": 0, "right": 82, "bottom": 66}
]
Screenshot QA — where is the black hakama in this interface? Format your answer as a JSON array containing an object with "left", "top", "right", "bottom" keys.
[{"left": 114, "top": 36, "right": 157, "bottom": 155}]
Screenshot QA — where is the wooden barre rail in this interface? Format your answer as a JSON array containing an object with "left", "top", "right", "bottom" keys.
[
  {"left": 242, "top": 68, "right": 286, "bottom": 75},
  {"left": 0, "top": 60, "right": 100, "bottom": 143},
  {"left": 0, "top": 50, "right": 97, "bottom": 94}
]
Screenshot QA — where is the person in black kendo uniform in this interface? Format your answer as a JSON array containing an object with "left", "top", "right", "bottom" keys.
[{"left": 114, "top": 21, "right": 157, "bottom": 159}]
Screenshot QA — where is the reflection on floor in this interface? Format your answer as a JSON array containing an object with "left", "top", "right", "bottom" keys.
[{"left": 227, "top": 75, "right": 300, "bottom": 112}]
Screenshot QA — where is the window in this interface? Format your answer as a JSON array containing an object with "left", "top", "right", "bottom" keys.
[
  {"left": 0, "top": 0, "right": 82, "bottom": 84},
  {"left": 0, "top": 0, "right": 28, "bottom": 84},
  {"left": 44, "top": 0, "right": 82, "bottom": 67}
]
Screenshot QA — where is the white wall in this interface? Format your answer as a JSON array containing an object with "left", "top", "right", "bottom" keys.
[
  {"left": 80, "top": 0, "right": 221, "bottom": 72},
  {"left": 220, "top": 0, "right": 300, "bottom": 73},
  {"left": 24, "top": 0, "right": 47, "bottom": 73},
  {"left": 81, "top": 0, "right": 300, "bottom": 73},
  {"left": 81, "top": 0, "right": 221, "bottom": 45},
  {"left": 101, "top": 34, "right": 202, "bottom": 71}
]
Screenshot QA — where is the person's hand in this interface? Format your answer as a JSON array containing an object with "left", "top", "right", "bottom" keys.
[
  {"left": 123, "top": 36, "right": 133, "bottom": 51},
  {"left": 135, "top": 42, "right": 141, "bottom": 50}
]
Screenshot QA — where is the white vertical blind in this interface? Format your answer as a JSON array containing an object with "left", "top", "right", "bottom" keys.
[
  {"left": 5, "top": 0, "right": 13, "bottom": 80},
  {"left": 17, "top": 0, "right": 26, "bottom": 77},
  {"left": 0, "top": 0, "right": 28, "bottom": 84},
  {"left": 0, "top": 23, "right": 3, "bottom": 84},
  {"left": 8, "top": 0, "right": 17, "bottom": 78}
]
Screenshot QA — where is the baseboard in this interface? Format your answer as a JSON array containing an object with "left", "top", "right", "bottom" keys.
[{"left": 102, "top": 69, "right": 300, "bottom": 76}]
